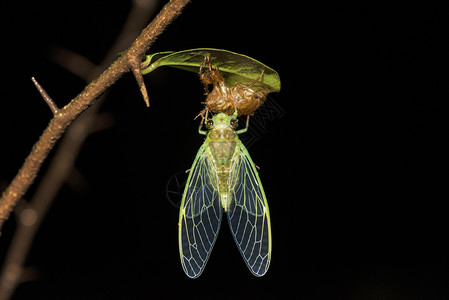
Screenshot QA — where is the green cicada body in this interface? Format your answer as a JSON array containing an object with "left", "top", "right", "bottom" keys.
[{"left": 178, "top": 112, "right": 272, "bottom": 278}]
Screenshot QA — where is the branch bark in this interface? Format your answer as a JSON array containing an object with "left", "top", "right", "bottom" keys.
[{"left": 0, "top": 0, "right": 191, "bottom": 231}]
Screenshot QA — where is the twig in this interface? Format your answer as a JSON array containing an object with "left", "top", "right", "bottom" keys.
[{"left": 0, "top": 0, "right": 191, "bottom": 231}]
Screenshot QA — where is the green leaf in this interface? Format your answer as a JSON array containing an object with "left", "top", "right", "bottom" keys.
[
  {"left": 141, "top": 51, "right": 174, "bottom": 68},
  {"left": 141, "top": 48, "right": 280, "bottom": 93}
]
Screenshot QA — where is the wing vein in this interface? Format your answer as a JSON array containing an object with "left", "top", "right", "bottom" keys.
[
  {"left": 227, "top": 144, "right": 272, "bottom": 277},
  {"left": 178, "top": 146, "right": 222, "bottom": 278}
]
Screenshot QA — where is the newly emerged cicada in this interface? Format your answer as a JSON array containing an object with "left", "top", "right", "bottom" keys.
[{"left": 178, "top": 111, "right": 272, "bottom": 278}]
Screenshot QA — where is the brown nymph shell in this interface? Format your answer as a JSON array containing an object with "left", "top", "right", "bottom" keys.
[{"left": 199, "top": 56, "right": 268, "bottom": 116}]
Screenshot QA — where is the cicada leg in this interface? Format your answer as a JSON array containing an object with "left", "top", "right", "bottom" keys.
[
  {"left": 199, "top": 54, "right": 214, "bottom": 77},
  {"left": 199, "top": 54, "right": 210, "bottom": 75},
  {"left": 196, "top": 108, "right": 209, "bottom": 135},
  {"left": 235, "top": 114, "right": 250, "bottom": 135},
  {"left": 199, "top": 54, "right": 214, "bottom": 94},
  {"left": 248, "top": 69, "right": 265, "bottom": 88}
]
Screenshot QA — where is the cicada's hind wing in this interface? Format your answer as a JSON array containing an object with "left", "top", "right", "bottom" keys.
[
  {"left": 227, "top": 143, "right": 272, "bottom": 277},
  {"left": 178, "top": 145, "right": 222, "bottom": 278}
]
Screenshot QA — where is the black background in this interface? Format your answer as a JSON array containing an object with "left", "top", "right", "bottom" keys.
[{"left": 0, "top": 1, "right": 446, "bottom": 299}]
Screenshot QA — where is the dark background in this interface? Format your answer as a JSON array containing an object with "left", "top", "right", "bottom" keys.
[{"left": 0, "top": 1, "right": 446, "bottom": 299}]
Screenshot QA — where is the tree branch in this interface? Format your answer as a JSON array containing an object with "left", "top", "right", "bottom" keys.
[
  {"left": 0, "top": 0, "right": 191, "bottom": 231},
  {"left": 0, "top": 1, "right": 159, "bottom": 298}
]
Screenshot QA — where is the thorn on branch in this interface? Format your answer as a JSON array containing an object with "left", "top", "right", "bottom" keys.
[
  {"left": 129, "top": 57, "right": 150, "bottom": 107},
  {"left": 31, "top": 77, "right": 59, "bottom": 115}
]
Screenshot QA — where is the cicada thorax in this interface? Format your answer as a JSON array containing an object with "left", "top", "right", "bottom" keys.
[{"left": 207, "top": 125, "right": 239, "bottom": 207}]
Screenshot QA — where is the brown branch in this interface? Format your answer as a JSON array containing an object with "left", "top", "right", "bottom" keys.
[
  {"left": 0, "top": 2, "right": 163, "bottom": 298},
  {"left": 0, "top": 102, "right": 102, "bottom": 300},
  {"left": 0, "top": 0, "right": 191, "bottom": 231}
]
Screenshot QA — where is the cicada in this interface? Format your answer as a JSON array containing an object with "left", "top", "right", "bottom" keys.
[
  {"left": 199, "top": 55, "right": 269, "bottom": 116},
  {"left": 178, "top": 111, "right": 272, "bottom": 278}
]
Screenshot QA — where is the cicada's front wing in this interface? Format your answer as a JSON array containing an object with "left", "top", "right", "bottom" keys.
[
  {"left": 178, "top": 146, "right": 222, "bottom": 278},
  {"left": 227, "top": 144, "right": 272, "bottom": 277}
]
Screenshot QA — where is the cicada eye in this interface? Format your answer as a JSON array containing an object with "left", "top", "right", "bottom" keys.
[
  {"left": 206, "top": 119, "right": 214, "bottom": 129},
  {"left": 230, "top": 118, "right": 238, "bottom": 129}
]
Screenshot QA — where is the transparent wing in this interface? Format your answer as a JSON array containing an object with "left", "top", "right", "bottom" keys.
[
  {"left": 178, "top": 145, "right": 222, "bottom": 278},
  {"left": 227, "top": 143, "right": 272, "bottom": 277}
]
